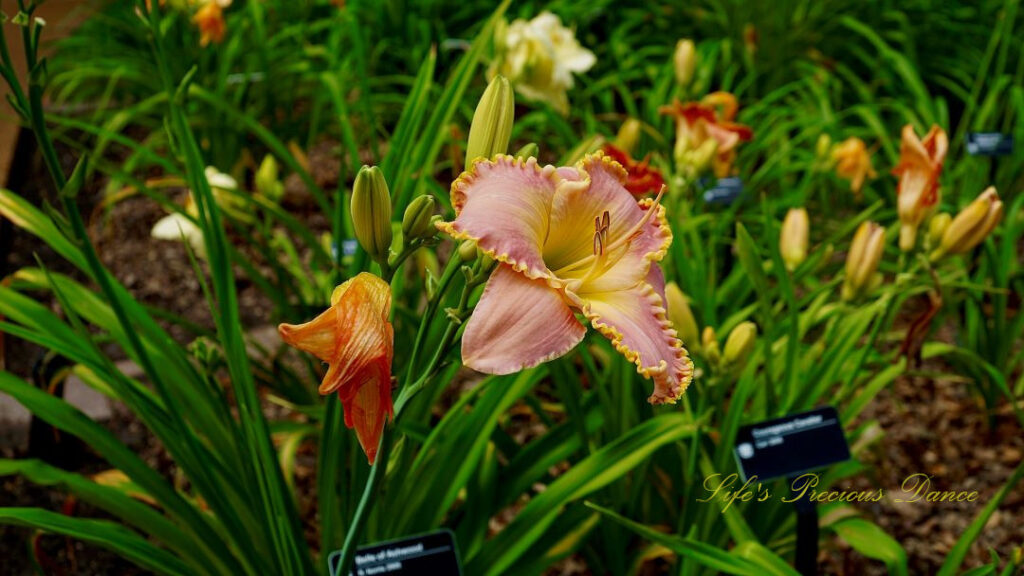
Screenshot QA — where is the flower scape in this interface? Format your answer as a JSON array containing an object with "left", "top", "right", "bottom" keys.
[{"left": 0, "top": 3, "right": 1020, "bottom": 576}]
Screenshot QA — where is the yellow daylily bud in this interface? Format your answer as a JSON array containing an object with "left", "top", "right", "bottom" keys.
[
  {"left": 665, "top": 282, "right": 699, "bottom": 349},
  {"left": 723, "top": 321, "right": 757, "bottom": 368},
  {"left": 255, "top": 155, "right": 284, "bottom": 203},
  {"left": 514, "top": 142, "right": 539, "bottom": 159},
  {"left": 615, "top": 118, "right": 643, "bottom": 156},
  {"left": 842, "top": 221, "right": 885, "bottom": 301},
  {"left": 402, "top": 195, "right": 438, "bottom": 242},
  {"left": 702, "top": 325, "right": 720, "bottom": 365},
  {"left": 673, "top": 39, "right": 696, "bottom": 87},
  {"left": 927, "top": 213, "right": 951, "bottom": 247},
  {"left": 780, "top": 208, "right": 809, "bottom": 271},
  {"left": 458, "top": 240, "right": 480, "bottom": 263},
  {"left": 466, "top": 75, "right": 515, "bottom": 169},
  {"left": 679, "top": 139, "right": 718, "bottom": 177},
  {"left": 815, "top": 134, "right": 832, "bottom": 160},
  {"left": 415, "top": 247, "right": 440, "bottom": 279},
  {"left": 931, "top": 187, "right": 1003, "bottom": 260},
  {"left": 351, "top": 166, "right": 393, "bottom": 263}
]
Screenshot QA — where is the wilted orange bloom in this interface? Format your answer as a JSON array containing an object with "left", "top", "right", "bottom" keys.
[
  {"left": 193, "top": 1, "right": 227, "bottom": 47},
  {"left": 601, "top": 144, "right": 666, "bottom": 196},
  {"left": 892, "top": 124, "right": 947, "bottom": 251},
  {"left": 660, "top": 92, "right": 753, "bottom": 178},
  {"left": 832, "top": 137, "right": 876, "bottom": 194},
  {"left": 278, "top": 273, "right": 394, "bottom": 464}
]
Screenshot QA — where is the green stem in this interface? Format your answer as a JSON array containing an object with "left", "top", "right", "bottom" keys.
[{"left": 334, "top": 423, "right": 395, "bottom": 576}]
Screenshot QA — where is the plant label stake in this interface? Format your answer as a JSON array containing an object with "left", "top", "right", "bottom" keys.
[
  {"left": 966, "top": 133, "right": 1013, "bottom": 156},
  {"left": 702, "top": 177, "right": 744, "bottom": 205},
  {"left": 733, "top": 406, "right": 851, "bottom": 576},
  {"left": 328, "top": 529, "right": 462, "bottom": 576}
]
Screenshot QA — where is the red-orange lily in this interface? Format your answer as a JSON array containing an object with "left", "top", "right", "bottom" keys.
[
  {"left": 193, "top": 1, "right": 228, "bottom": 46},
  {"left": 660, "top": 92, "right": 753, "bottom": 178},
  {"left": 601, "top": 144, "right": 666, "bottom": 196},
  {"left": 278, "top": 273, "right": 394, "bottom": 464}
]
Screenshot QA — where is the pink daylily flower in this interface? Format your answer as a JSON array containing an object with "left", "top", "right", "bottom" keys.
[{"left": 437, "top": 153, "right": 693, "bottom": 404}]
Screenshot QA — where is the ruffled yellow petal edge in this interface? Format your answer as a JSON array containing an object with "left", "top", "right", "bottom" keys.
[
  {"left": 436, "top": 155, "right": 562, "bottom": 282},
  {"left": 584, "top": 282, "right": 694, "bottom": 405}
]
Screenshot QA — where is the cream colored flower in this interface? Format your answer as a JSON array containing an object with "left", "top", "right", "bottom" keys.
[
  {"left": 491, "top": 12, "right": 595, "bottom": 115},
  {"left": 152, "top": 212, "right": 206, "bottom": 258}
]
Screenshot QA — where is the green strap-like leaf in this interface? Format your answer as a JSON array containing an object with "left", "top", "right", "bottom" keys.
[{"left": 0, "top": 507, "right": 191, "bottom": 576}]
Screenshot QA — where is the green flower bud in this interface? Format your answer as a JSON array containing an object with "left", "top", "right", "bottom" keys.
[
  {"left": 723, "top": 321, "right": 757, "bottom": 368},
  {"left": 931, "top": 187, "right": 1002, "bottom": 261},
  {"left": 514, "top": 142, "right": 539, "bottom": 159},
  {"left": 842, "top": 221, "right": 885, "bottom": 301},
  {"left": 673, "top": 39, "right": 696, "bottom": 87},
  {"left": 780, "top": 208, "right": 809, "bottom": 272},
  {"left": 458, "top": 240, "right": 479, "bottom": 263},
  {"left": 351, "top": 165, "right": 393, "bottom": 264},
  {"left": 255, "top": 155, "right": 284, "bottom": 203},
  {"left": 614, "top": 119, "right": 643, "bottom": 155},
  {"left": 702, "top": 326, "right": 720, "bottom": 366},
  {"left": 927, "top": 213, "right": 951, "bottom": 247},
  {"left": 665, "top": 282, "right": 699, "bottom": 349},
  {"left": 466, "top": 75, "right": 515, "bottom": 169},
  {"left": 402, "top": 195, "right": 437, "bottom": 242}
]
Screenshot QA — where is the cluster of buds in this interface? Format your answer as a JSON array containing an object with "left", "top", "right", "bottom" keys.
[{"left": 930, "top": 187, "right": 1003, "bottom": 261}]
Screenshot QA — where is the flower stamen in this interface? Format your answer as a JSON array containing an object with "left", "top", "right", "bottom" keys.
[{"left": 557, "top": 186, "right": 665, "bottom": 279}]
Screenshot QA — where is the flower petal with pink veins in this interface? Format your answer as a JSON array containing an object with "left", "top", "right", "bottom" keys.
[
  {"left": 581, "top": 282, "right": 693, "bottom": 404},
  {"left": 462, "top": 264, "right": 586, "bottom": 375},
  {"left": 437, "top": 156, "right": 560, "bottom": 279}
]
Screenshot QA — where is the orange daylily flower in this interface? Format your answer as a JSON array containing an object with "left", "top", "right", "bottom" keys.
[
  {"left": 892, "top": 124, "right": 947, "bottom": 251},
  {"left": 660, "top": 92, "right": 753, "bottom": 178},
  {"left": 278, "top": 273, "right": 394, "bottom": 464},
  {"left": 832, "top": 137, "right": 876, "bottom": 194},
  {"left": 193, "top": 1, "right": 227, "bottom": 47},
  {"left": 601, "top": 144, "right": 666, "bottom": 196}
]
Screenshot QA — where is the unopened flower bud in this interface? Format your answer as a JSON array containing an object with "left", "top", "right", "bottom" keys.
[
  {"left": 514, "top": 142, "right": 539, "bottom": 159},
  {"left": 816, "top": 134, "right": 833, "bottom": 160},
  {"left": 927, "top": 213, "right": 951, "bottom": 247},
  {"left": 615, "top": 119, "right": 643, "bottom": 155},
  {"left": 402, "top": 195, "right": 437, "bottom": 242},
  {"left": 842, "top": 221, "right": 885, "bottom": 301},
  {"left": 780, "top": 208, "right": 809, "bottom": 271},
  {"left": 702, "top": 326, "right": 720, "bottom": 365},
  {"left": 255, "top": 155, "right": 284, "bottom": 203},
  {"left": 665, "top": 282, "right": 699, "bottom": 349},
  {"left": 458, "top": 240, "right": 479, "bottom": 263},
  {"left": 931, "top": 187, "right": 1002, "bottom": 260},
  {"left": 352, "top": 165, "right": 393, "bottom": 263},
  {"left": 466, "top": 75, "right": 515, "bottom": 169},
  {"left": 673, "top": 39, "right": 696, "bottom": 87},
  {"left": 415, "top": 247, "right": 440, "bottom": 279},
  {"left": 723, "top": 321, "right": 757, "bottom": 368}
]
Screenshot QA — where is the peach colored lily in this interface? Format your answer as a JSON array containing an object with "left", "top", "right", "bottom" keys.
[
  {"left": 660, "top": 92, "right": 752, "bottom": 178},
  {"left": 278, "top": 273, "right": 394, "bottom": 464},
  {"left": 893, "top": 124, "right": 947, "bottom": 251},
  {"left": 193, "top": 1, "right": 227, "bottom": 46},
  {"left": 601, "top": 144, "right": 666, "bottom": 196},
  {"left": 832, "top": 137, "right": 876, "bottom": 194},
  {"left": 437, "top": 153, "right": 693, "bottom": 404}
]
